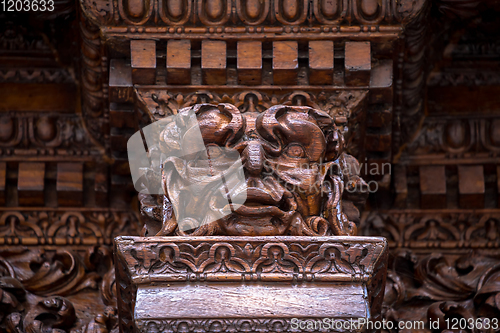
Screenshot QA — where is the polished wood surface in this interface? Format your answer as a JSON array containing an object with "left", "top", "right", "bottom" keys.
[
  {"left": 1, "top": 0, "right": 500, "bottom": 331},
  {"left": 115, "top": 236, "right": 388, "bottom": 332}
]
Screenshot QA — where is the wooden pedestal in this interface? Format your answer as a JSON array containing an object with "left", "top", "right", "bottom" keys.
[{"left": 115, "top": 236, "right": 388, "bottom": 333}]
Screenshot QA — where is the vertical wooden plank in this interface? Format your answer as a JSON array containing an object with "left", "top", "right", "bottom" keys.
[
  {"left": 345, "top": 42, "right": 371, "bottom": 86},
  {"left": 109, "top": 59, "right": 133, "bottom": 103},
  {"left": 237, "top": 41, "right": 262, "bottom": 85},
  {"left": 364, "top": 133, "right": 392, "bottom": 152},
  {"left": 110, "top": 103, "right": 136, "bottom": 129},
  {"left": 201, "top": 40, "right": 227, "bottom": 85},
  {"left": 394, "top": 165, "right": 407, "bottom": 208},
  {"left": 309, "top": 41, "right": 334, "bottom": 85},
  {"left": 273, "top": 41, "right": 298, "bottom": 85},
  {"left": 369, "top": 60, "right": 393, "bottom": 103},
  {"left": 110, "top": 128, "right": 131, "bottom": 152},
  {"left": 419, "top": 166, "right": 446, "bottom": 209},
  {"left": 57, "top": 163, "right": 83, "bottom": 207},
  {"left": 166, "top": 40, "right": 191, "bottom": 85},
  {"left": 18, "top": 163, "right": 45, "bottom": 206},
  {"left": 131, "top": 40, "right": 156, "bottom": 85},
  {"left": 497, "top": 165, "right": 500, "bottom": 208},
  {"left": 458, "top": 165, "right": 485, "bottom": 209},
  {"left": 0, "top": 162, "right": 5, "bottom": 206},
  {"left": 95, "top": 163, "right": 109, "bottom": 207}
]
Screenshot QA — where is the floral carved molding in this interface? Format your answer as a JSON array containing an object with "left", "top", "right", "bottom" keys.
[
  {"left": 80, "top": 0, "right": 426, "bottom": 30},
  {"left": 114, "top": 236, "right": 388, "bottom": 333}
]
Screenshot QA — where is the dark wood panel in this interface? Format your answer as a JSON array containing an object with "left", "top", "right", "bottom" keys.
[{"left": 0, "top": 83, "right": 76, "bottom": 112}]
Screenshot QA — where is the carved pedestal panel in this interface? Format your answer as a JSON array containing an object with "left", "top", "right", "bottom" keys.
[
  {"left": 115, "top": 236, "right": 388, "bottom": 333},
  {"left": 1, "top": 0, "right": 498, "bottom": 331}
]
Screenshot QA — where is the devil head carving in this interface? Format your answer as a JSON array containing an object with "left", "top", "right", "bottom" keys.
[{"left": 136, "top": 103, "right": 368, "bottom": 237}]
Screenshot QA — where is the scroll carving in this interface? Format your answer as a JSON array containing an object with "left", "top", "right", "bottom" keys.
[
  {"left": 116, "top": 237, "right": 386, "bottom": 282},
  {"left": 362, "top": 211, "right": 500, "bottom": 249},
  {"left": 383, "top": 251, "right": 500, "bottom": 329},
  {"left": 0, "top": 246, "right": 119, "bottom": 333},
  {"left": 0, "top": 210, "right": 140, "bottom": 245}
]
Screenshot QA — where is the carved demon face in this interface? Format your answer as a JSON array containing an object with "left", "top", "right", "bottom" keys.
[{"left": 139, "top": 103, "right": 367, "bottom": 237}]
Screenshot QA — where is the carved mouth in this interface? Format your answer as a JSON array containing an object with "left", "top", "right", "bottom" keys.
[
  {"left": 233, "top": 204, "right": 286, "bottom": 217},
  {"left": 220, "top": 187, "right": 293, "bottom": 217},
  {"left": 245, "top": 187, "right": 281, "bottom": 205}
]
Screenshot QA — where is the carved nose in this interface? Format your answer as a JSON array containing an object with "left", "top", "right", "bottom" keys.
[{"left": 243, "top": 142, "right": 264, "bottom": 176}]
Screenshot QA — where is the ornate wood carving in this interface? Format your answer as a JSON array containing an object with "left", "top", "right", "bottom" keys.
[
  {"left": 137, "top": 103, "right": 368, "bottom": 237},
  {"left": 115, "top": 236, "right": 388, "bottom": 332},
  {"left": 0, "top": 246, "right": 118, "bottom": 332},
  {"left": 0, "top": 209, "right": 140, "bottom": 245},
  {"left": 0, "top": 0, "right": 499, "bottom": 331},
  {"left": 81, "top": 0, "right": 426, "bottom": 28},
  {"left": 407, "top": 117, "right": 500, "bottom": 157},
  {"left": 79, "top": 17, "right": 109, "bottom": 150},
  {"left": 362, "top": 210, "right": 500, "bottom": 249},
  {"left": 383, "top": 251, "right": 500, "bottom": 329}
]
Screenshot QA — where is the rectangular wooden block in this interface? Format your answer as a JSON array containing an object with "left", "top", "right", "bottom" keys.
[
  {"left": 166, "top": 40, "right": 191, "bottom": 85},
  {"left": 498, "top": 165, "right": 500, "bottom": 208},
  {"left": 365, "top": 133, "right": 392, "bottom": 152},
  {"left": 273, "top": 41, "right": 298, "bottom": 85},
  {"left": 237, "top": 41, "right": 262, "bottom": 85},
  {"left": 419, "top": 166, "right": 446, "bottom": 209},
  {"left": 57, "top": 163, "right": 83, "bottom": 207},
  {"left": 394, "top": 165, "right": 408, "bottom": 208},
  {"left": 135, "top": 282, "right": 367, "bottom": 322},
  {"left": 18, "top": 163, "right": 45, "bottom": 206},
  {"left": 345, "top": 42, "right": 371, "bottom": 86},
  {"left": 309, "top": 41, "right": 334, "bottom": 85},
  {"left": 202, "top": 40, "right": 227, "bottom": 85},
  {"left": 131, "top": 40, "right": 156, "bottom": 85},
  {"left": 369, "top": 60, "right": 393, "bottom": 103},
  {"left": 0, "top": 83, "right": 76, "bottom": 112},
  {"left": 367, "top": 108, "right": 392, "bottom": 128},
  {"left": 0, "top": 162, "right": 5, "bottom": 206},
  {"left": 109, "top": 59, "right": 133, "bottom": 103},
  {"left": 115, "top": 236, "right": 388, "bottom": 333},
  {"left": 110, "top": 128, "right": 132, "bottom": 152},
  {"left": 458, "top": 165, "right": 485, "bottom": 209},
  {"left": 110, "top": 103, "right": 136, "bottom": 129},
  {"left": 95, "top": 163, "right": 108, "bottom": 207}
]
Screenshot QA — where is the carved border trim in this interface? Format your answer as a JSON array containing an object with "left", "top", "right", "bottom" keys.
[
  {"left": 135, "top": 318, "right": 359, "bottom": 333},
  {"left": 81, "top": 0, "right": 425, "bottom": 28},
  {"left": 115, "top": 236, "right": 387, "bottom": 283},
  {"left": 361, "top": 209, "right": 500, "bottom": 249},
  {"left": 101, "top": 27, "right": 403, "bottom": 40},
  {"left": 115, "top": 236, "right": 388, "bottom": 333},
  {"left": 0, "top": 209, "right": 140, "bottom": 245}
]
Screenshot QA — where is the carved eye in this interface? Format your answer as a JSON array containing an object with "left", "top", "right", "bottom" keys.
[
  {"left": 206, "top": 145, "right": 223, "bottom": 159},
  {"left": 201, "top": 144, "right": 222, "bottom": 160},
  {"left": 284, "top": 144, "right": 306, "bottom": 158},
  {"left": 197, "top": 144, "right": 223, "bottom": 160}
]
